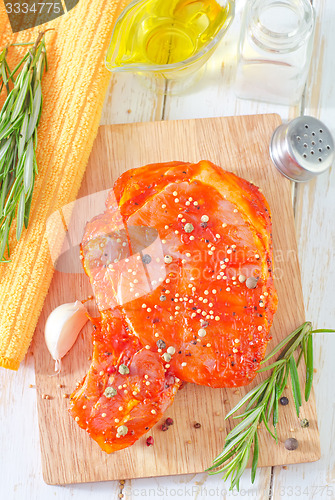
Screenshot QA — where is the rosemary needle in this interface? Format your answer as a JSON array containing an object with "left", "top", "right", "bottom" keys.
[
  {"left": 0, "top": 32, "right": 47, "bottom": 262},
  {"left": 206, "top": 321, "right": 335, "bottom": 491}
]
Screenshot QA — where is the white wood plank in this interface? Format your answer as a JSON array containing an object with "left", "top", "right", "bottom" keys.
[
  {"left": 272, "top": 0, "right": 335, "bottom": 498},
  {"left": 100, "top": 73, "right": 166, "bottom": 125},
  {"left": 271, "top": 335, "right": 335, "bottom": 500},
  {"left": 2, "top": 0, "right": 334, "bottom": 497},
  {"left": 0, "top": 349, "right": 121, "bottom": 499},
  {"left": 123, "top": 469, "right": 271, "bottom": 500}
]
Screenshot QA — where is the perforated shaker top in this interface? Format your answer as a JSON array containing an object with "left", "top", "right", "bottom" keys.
[{"left": 270, "top": 116, "right": 334, "bottom": 182}]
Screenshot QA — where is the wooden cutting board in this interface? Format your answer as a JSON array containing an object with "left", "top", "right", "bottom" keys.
[{"left": 33, "top": 114, "right": 320, "bottom": 485}]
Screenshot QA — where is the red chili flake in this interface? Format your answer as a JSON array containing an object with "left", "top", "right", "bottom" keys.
[
  {"left": 161, "top": 424, "right": 169, "bottom": 432},
  {"left": 165, "top": 417, "right": 174, "bottom": 426},
  {"left": 146, "top": 436, "right": 154, "bottom": 446}
]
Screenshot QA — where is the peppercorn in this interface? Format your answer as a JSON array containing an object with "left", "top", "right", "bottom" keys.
[
  {"left": 184, "top": 223, "right": 194, "bottom": 233},
  {"left": 280, "top": 396, "right": 289, "bottom": 406},
  {"left": 117, "top": 425, "right": 128, "bottom": 437},
  {"left": 118, "top": 364, "right": 129, "bottom": 375},
  {"left": 146, "top": 436, "right": 154, "bottom": 446},
  {"left": 284, "top": 437, "right": 298, "bottom": 450},
  {"left": 142, "top": 254, "right": 152, "bottom": 264},
  {"left": 300, "top": 418, "right": 310, "bottom": 428},
  {"left": 104, "top": 387, "right": 117, "bottom": 398},
  {"left": 194, "top": 422, "right": 201, "bottom": 429},
  {"left": 246, "top": 276, "right": 258, "bottom": 289},
  {"left": 165, "top": 417, "right": 173, "bottom": 426},
  {"left": 161, "top": 424, "right": 169, "bottom": 431},
  {"left": 156, "top": 339, "right": 166, "bottom": 349}
]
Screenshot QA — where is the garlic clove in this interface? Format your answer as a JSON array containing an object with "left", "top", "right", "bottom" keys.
[{"left": 45, "top": 301, "right": 89, "bottom": 373}]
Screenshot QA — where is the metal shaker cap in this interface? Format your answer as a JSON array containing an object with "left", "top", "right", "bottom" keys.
[{"left": 270, "top": 116, "right": 334, "bottom": 182}]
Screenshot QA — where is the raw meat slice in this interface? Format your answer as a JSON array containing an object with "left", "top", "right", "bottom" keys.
[{"left": 70, "top": 160, "right": 278, "bottom": 452}]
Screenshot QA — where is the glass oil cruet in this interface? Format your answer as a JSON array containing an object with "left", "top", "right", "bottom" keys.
[{"left": 106, "top": 0, "right": 235, "bottom": 95}]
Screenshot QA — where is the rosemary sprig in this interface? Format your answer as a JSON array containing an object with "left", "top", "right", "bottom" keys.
[
  {"left": 0, "top": 32, "right": 47, "bottom": 262},
  {"left": 206, "top": 322, "right": 335, "bottom": 491}
]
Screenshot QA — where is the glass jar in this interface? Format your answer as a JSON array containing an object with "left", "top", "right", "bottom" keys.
[{"left": 235, "top": 0, "right": 315, "bottom": 105}]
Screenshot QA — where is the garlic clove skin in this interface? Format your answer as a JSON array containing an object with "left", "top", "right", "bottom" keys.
[{"left": 45, "top": 301, "right": 89, "bottom": 372}]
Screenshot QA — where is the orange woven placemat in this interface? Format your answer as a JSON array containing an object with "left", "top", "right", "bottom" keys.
[{"left": 0, "top": 0, "right": 126, "bottom": 370}]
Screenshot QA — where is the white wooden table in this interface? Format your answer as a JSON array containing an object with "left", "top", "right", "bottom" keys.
[{"left": 1, "top": 1, "right": 334, "bottom": 498}]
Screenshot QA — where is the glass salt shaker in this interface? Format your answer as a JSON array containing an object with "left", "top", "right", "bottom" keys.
[{"left": 235, "top": 0, "right": 315, "bottom": 106}]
